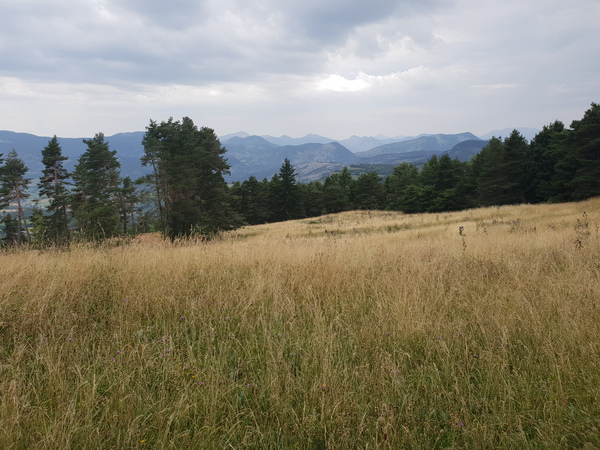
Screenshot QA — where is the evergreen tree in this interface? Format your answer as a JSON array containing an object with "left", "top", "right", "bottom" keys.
[
  {"left": 385, "top": 163, "right": 420, "bottom": 211},
  {"left": 1, "top": 213, "right": 19, "bottom": 246},
  {"left": 567, "top": 102, "right": 600, "bottom": 200},
  {"left": 502, "top": 130, "right": 529, "bottom": 204},
  {"left": 418, "top": 155, "right": 439, "bottom": 211},
  {"left": 352, "top": 171, "right": 384, "bottom": 210},
  {"left": 116, "top": 176, "right": 138, "bottom": 235},
  {"left": 0, "top": 150, "right": 31, "bottom": 245},
  {"left": 38, "top": 136, "right": 71, "bottom": 246},
  {"left": 239, "top": 176, "right": 270, "bottom": 225},
  {"left": 271, "top": 158, "right": 304, "bottom": 221},
  {"left": 140, "top": 121, "right": 169, "bottom": 232},
  {"left": 526, "top": 121, "right": 567, "bottom": 202},
  {"left": 300, "top": 181, "right": 324, "bottom": 217},
  {"left": 71, "top": 133, "right": 122, "bottom": 240},
  {"left": 322, "top": 167, "right": 353, "bottom": 213},
  {"left": 474, "top": 137, "right": 511, "bottom": 206},
  {"left": 142, "top": 117, "right": 242, "bottom": 239}
]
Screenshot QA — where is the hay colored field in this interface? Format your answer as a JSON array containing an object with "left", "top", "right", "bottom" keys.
[{"left": 1, "top": 199, "right": 599, "bottom": 448}]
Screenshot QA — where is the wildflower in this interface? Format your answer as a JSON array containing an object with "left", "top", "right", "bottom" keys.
[
  {"left": 180, "top": 316, "right": 185, "bottom": 321},
  {"left": 140, "top": 439, "right": 147, "bottom": 443},
  {"left": 116, "top": 350, "right": 121, "bottom": 355}
]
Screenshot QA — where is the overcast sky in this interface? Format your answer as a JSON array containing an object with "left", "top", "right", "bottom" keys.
[{"left": 1, "top": 0, "right": 598, "bottom": 139}]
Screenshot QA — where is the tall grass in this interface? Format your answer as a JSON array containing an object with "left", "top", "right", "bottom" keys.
[{"left": 1, "top": 199, "right": 600, "bottom": 448}]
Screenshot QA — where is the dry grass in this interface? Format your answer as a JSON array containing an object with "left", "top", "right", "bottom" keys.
[{"left": 1, "top": 199, "right": 599, "bottom": 448}]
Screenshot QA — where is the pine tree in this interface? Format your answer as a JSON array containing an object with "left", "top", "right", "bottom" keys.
[
  {"left": 300, "top": 181, "right": 324, "bottom": 217},
  {"left": 142, "top": 117, "right": 242, "bottom": 239},
  {"left": 71, "top": 133, "right": 122, "bottom": 240},
  {"left": 474, "top": 137, "right": 511, "bottom": 206},
  {"left": 1, "top": 214, "right": 19, "bottom": 246},
  {"left": 526, "top": 121, "right": 567, "bottom": 202},
  {"left": 0, "top": 150, "right": 31, "bottom": 245},
  {"left": 322, "top": 167, "right": 353, "bottom": 213},
  {"left": 385, "top": 163, "right": 420, "bottom": 211},
  {"left": 38, "top": 136, "right": 71, "bottom": 246},
  {"left": 567, "top": 102, "right": 600, "bottom": 200},
  {"left": 272, "top": 158, "right": 304, "bottom": 221},
  {"left": 502, "top": 130, "right": 529, "bottom": 204},
  {"left": 240, "top": 176, "right": 270, "bottom": 225},
  {"left": 116, "top": 176, "right": 138, "bottom": 235},
  {"left": 352, "top": 172, "right": 384, "bottom": 210}
]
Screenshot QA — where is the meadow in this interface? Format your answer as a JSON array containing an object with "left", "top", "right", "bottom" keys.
[{"left": 1, "top": 199, "right": 599, "bottom": 448}]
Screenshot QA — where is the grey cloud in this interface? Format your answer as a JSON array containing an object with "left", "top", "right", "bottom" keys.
[
  {"left": 110, "top": 0, "right": 210, "bottom": 30},
  {"left": 0, "top": 0, "right": 446, "bottom": 88},
  {"left": 0, "top": 0, "right": 598, "bottom": 139}
]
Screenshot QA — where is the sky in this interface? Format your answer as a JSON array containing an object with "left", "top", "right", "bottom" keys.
[{"left": 0, "top": 0, "right": 598, "bottom": 140}]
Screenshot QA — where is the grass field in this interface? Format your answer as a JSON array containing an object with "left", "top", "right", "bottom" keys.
[{"left": 1, "top": 199, "right": 599, "bottom": 448}]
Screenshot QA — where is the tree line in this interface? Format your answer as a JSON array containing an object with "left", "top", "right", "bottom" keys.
[
  {"left": 0, "top": 103, "right": 598, "bottom": 247},
  {"left": 230, "top": 102, "right": 600, "bottom": 221}
]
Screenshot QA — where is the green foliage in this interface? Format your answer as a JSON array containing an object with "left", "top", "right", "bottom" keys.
[
  {"left": 322, "top": 167, "right": 353, "bottom": 214},
  {"left": 271, "top": 158, "right": 304, "bottom": 221},
  {"left": 0, "top": 149, "right": 31, "bottom": 245},
  {"left": 385, "top": 162, "right": 420, "bottom": 211},
  {"left": 525, "top": 120, "right": 567, "bottom": 203},
  {"left": 142, "top": 117, "right": 243, "bottom": 239},
  {"left": 567, "top": 102, "right": 600, "bottom": 200},
  {"left": 0, "top": 213, "right": 19, "bottom": 246},
  {"left": 37, "top": 136, "right": 71, "bottom": 246},
  {"left": 115, "top": 176, "right": 139, "bottom": 235},
  {"left": 300, "top": 181, "right": 324, "bottom": 217},
  {"left": 351, "top": 171, "right": 384, "bottom": 210},
  {"left": 71, "top": 133, "right": 122, "bottom": 240},
  {"left": 238, "top": 176, "right": 271, "bottom": 225}
]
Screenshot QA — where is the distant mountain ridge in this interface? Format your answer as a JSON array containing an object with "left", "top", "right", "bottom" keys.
[
  {"left": 0, "top": 127, "right": 535, "bottom": 184},
  {"left": 355, "top": 132, "right": 481, "bottom": 157}
]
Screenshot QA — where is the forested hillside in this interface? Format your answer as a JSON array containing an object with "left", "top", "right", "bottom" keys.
[{"left": 0, "top": 103, "right": 598, "bottom": 247}]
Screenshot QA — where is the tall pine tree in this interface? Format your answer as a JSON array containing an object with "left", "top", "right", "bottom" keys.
[
  {"left": 38, "top": 136, "right": 71, "bottom": 246},
  {"left": 0, "top": 150, "right": 31, "bottom": 245},
  {"left": 71, "top": 133, "right": 122, "bottom": 240},
  {"left": 567, "top": 102, "right": 600, "bottom": 200},
  {"left": 271, "top": 158, "right": 304, "bottom": 221},
  {"left": 142, "top": 117, "right": 242, "bottom": 239}
]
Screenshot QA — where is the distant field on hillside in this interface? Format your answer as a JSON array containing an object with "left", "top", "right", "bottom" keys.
[{"left": 1, "top": 199, "right": 599, "bottom": 448}]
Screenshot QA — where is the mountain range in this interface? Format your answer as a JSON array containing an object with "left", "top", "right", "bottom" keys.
[{"left": 0, "top": 127, "right": 538, "bottom": 185}]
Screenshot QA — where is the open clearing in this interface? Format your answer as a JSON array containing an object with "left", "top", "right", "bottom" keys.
[{"left": 1, "top": 199, "right": 599, "bottom": 448}]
